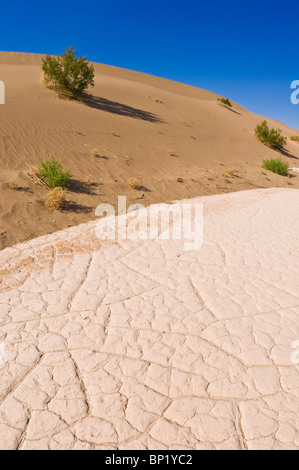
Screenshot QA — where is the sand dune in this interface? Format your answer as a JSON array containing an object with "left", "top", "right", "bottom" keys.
[
  {"left": 0, "top": 51, "right": 298, "bottom": 251},
  {"left": 0, "top": 188, "right": 298, "bottom": 450}
]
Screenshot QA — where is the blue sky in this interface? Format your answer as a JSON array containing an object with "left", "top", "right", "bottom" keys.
[{"left": 1, "top": 0, "right": 299, "bottom": 129}]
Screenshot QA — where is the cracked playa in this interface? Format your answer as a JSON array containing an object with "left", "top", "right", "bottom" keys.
[{"left": 0, "top": 188, "right": 299, "bottom": 450}]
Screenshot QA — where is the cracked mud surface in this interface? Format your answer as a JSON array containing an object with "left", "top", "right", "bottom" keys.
[{"left": 0, "top": 188, "right": 298, "bottom": 450}]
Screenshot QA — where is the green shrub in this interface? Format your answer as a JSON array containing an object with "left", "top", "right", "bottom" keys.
[
  {"left": 42, "top": 46, "right": 95, "bottom": 99},
  {"left": 255, "top": 120, "right": 286, "bottom": 149},
  {"left": 289, "top": 135, "right": 299, "bottom": 142},
  {"left": 217, "top": 97, "right": 232, "bottom": 107},
  {"left": 39, "top": 157, "right": 70, "bottom": 188},
  {"left": 262, "top": 157, "right": 289, "bottom": 176}
]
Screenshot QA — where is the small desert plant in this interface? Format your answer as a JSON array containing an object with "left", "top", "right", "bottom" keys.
[
  {"left": 45, "top": 187, "right": 67, "bottom": 210},
  {"left": 218, "top": 97, "right": 232, "bottom": 108},
  {"left": 255, "top": 121, "right": 287, "bottom": 150},
  {"left": 8, "top": 181, "right": 19, "bottom": 190},
  {"left": 223, "top": 167, "right": 236, "bottom": 177},
  {"left": 262, "top": 158, "right": 289, "bottom": 176},
  {"left": 127, "top": 177, "right": 141, "bottom": 190},
  {"left": 176, "top": 177, "right": 183, "bottom": 183},
  {"left": 39, "top": 157, "right": 70, "bottom": 188},
  {"left": 42, "top": 46, "right": 95, "bottom": 99},
  {"left": 289, "top": 135, "right": 299, "bottom": 142},
  {"left": 90, "top": 148, "right": 99, "bottom": 157}
]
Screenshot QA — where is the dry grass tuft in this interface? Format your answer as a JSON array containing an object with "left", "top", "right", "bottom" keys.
[
  {"left": 45, "top": 187, "right": 67, "bottom": 210},
  {"left": 223, "top": 167, "right": 236, "bottom": 177},
  {"left": 91, "top": 148, "right": 100, "bottom": 157},
  {"left": 8, "top": 181, "right": 19, "bottom": 190},
  {"left": 24, "top": 165, "right": 47, "bottom": 187},
  {"left": 127, "top": 177, "right": 141, "bottom": 190}
]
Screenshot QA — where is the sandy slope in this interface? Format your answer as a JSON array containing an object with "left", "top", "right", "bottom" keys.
[
  {"left": 0, "top": 51, "right": 299, "bottom": 251},
  {"left": 0, "top": 188, "right": 298, "bottom": 450}
]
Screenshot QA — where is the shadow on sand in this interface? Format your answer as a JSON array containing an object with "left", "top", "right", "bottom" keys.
[
  {"left": 82, "top": 94, "right": 163, "bottom": 123},
  {"left": 68, "top": 179, "right": 101, "bottom": 196},
  {"left": 62, "top": 201, "right": 93, "bottom": 214},
  {"left": 280, "top": 148, "right": 299, "bottom": 161},
  {"left": 218, "top": 103, "right": 242, "bottom": 115}
]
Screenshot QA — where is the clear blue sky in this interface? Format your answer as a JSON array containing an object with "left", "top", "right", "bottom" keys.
[{"left": 1, "top": 0, "right": 299, "bottom": 129}]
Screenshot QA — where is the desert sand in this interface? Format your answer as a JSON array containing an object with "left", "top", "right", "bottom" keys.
[
  {"left": 0, "top": 51, "right": 299, "bottom": 251},
  {"left": 0, "top": 188, "right": 298, "bottom": 450}
]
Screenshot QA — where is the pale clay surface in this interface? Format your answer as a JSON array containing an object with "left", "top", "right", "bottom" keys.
[{"left": 0, "top": 188, "right": 298, "bottom": 450}]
